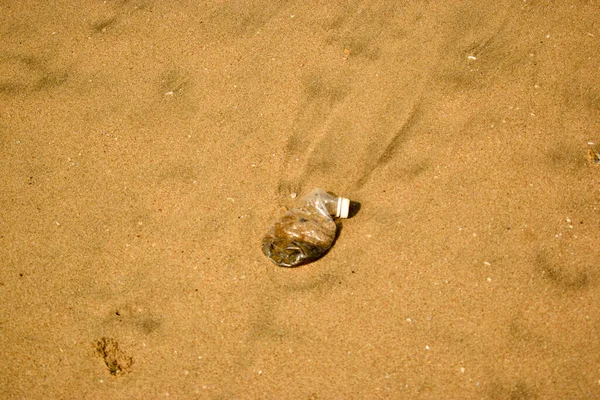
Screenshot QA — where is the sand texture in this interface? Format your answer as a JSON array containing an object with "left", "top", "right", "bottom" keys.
[{"left": 1, "top": 1, "right": 599, "bottom": 398}]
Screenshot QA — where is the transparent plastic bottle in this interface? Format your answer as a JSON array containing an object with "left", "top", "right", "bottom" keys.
[{"left": 262, "top": 188, "right": 351, "bottom": 267}]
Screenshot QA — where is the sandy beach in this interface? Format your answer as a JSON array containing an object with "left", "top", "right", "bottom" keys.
[{"left": 1, "top": 0, "right": 599, "bottom": 398}]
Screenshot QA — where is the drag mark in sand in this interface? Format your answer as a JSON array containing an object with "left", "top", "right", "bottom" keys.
[
  {"left": 0, "top": 54, "right": 68, "bottom": 95},
  {"left": 354, "top": 102, "right": 423, "bottom": 190}
]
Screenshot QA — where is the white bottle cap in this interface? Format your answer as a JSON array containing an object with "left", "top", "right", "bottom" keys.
[{"left": 336, "top": 197, "right": 350, "bottom": 218}]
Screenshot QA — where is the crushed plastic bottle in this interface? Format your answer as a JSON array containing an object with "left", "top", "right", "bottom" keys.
[{"left": 262, "top": 188, "right": 351, "bottom": 267}]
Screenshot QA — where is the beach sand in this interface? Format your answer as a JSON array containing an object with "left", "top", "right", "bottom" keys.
[{"left": 1, "top": 1, "right": 599, "bottom": 398}]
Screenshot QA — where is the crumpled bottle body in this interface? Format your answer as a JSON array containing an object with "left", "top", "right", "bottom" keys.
[{"left": 262, "top": 189, "right": 339, "bottom": 268}]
